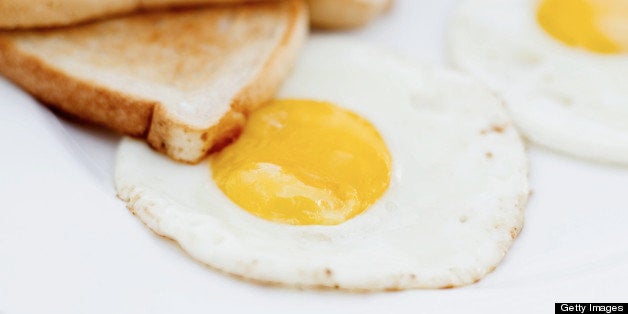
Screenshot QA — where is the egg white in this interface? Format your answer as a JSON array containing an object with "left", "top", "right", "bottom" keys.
[
  {"left": 115, "top": 35, "right": 529, "bottom": 290},
  {"left": 450, "top": 0, "right": 628, "bottom": 165}
]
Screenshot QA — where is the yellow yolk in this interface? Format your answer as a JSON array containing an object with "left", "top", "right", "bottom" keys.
[
  {"left": 537, "top": 0, "right": 628, "bottom": 54},
  {"left": 210, "top": 99, "right": 392, "bottom": 226}
]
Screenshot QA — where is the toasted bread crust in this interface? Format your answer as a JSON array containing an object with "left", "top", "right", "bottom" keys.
[
  {"left": 146, "top": 0, "right": 308, "bottom": 163},
  {"left": 0, "top": 0, "right": 308, "bottom": 163},
  {"left": 308, "top": 0, "right": 393, "bottom": 29},
  {"left": 0, "top": 37, "right": 155, "bottom": 136},
  {"left": 0, "top": 0, "right": 272, "bottom": 30}
]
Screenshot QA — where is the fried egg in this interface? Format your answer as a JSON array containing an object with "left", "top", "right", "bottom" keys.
[
  {"left": 115, "top": 36, "right": 529, "bottom": 291},
  {"left": 450, "top": 0, "right": 628, "bottom": 165}
]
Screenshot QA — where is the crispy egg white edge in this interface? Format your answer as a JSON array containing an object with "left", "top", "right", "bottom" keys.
[
  {"left": 449, "top": 0, "right": 628, "bottom": 165},
  {"left": 115, "top": 35, "right": 529, "bottom": 291}
]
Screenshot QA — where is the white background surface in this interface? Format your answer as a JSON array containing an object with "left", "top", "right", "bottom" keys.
[{"left": 1, "top": 1, "right": 627, "bottom": 313}]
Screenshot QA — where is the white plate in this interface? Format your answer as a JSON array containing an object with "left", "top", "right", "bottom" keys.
[{"left": 1, "top": 1, "right": 627, "bottom": 313}]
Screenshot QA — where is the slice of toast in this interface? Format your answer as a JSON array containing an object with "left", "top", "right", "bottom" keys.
[
  {"left": 0, "top": 0, "right": 271, "bottom": 29},
  {"left": 0, "top": 0, "right": 308, "bottom": 163},
  {"left": 1, "top": 0, "right": 389, "bottom": 30},
  {"left": 308, "top": 0, "right": 393, "bottom": 29}
]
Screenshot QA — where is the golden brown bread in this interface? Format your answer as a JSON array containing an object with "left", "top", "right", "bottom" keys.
[
  {"left": 0, "top": 0, "right": 273, "bottom": 29},
  {"left": 308, "top": 0, "right": 393, "bottom": 29},
  {"left": 0, "top": 0, "right": 308, "bottom": 163},
  {"left": 0, "top": 0, "right": 391, "bottom": 30}
]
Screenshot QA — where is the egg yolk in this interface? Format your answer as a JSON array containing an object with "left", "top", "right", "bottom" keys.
[
  {"left": 210, "top": 99, "right": 392, "bottom": 226},
  {"left": 537, "top": 0, "right": 628, "bottom": 54}
]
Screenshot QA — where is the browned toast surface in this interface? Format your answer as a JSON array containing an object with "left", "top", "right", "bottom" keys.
[
  {"left": 308, "top": 0, "right": 393, "bottom": 29},
  {"left": 0, "top": 0, "right": 273, "bottom": 29},
  {"left": 0, "top": 0, "right": 308, "bottom": 163}
]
